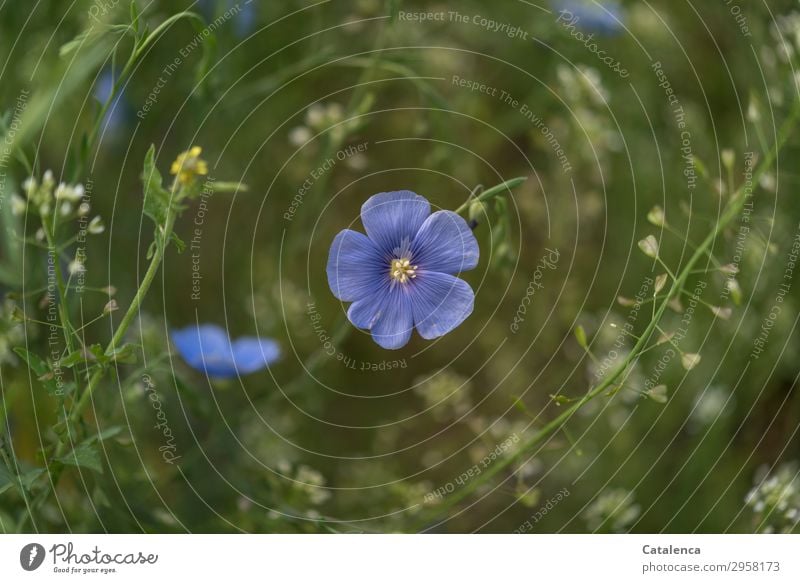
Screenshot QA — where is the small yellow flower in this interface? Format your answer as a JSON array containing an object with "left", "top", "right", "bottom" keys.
[{"left": 170, "top": 146, "right": 208, "bottom": 185}]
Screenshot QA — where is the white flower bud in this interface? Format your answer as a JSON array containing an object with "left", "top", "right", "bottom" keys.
[
  {"left": 55, "top": 183, "right": 83, "bottom": 202},
  {"left": 288, "top": 126, "right": 312, "bottom": 147},
  {"left": 326, "top": 102, "right": 344, "bottom": 123},
  {"left": 68, "top": 258, "right": 85, "bottom": 275},
  {"left": 305, "top": 103, "right": 326, "bottom": 128},
  {"left": 721, "top": 149, "right": 735, "bottom": 171},
  {"left": 22, "top": 177, "right": 37, "bottom": 198},
  {"left": 10, "top": 193, "right": 27, "bottom": 216}
]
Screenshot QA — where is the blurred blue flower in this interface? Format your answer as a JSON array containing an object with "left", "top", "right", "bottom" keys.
[
  {"left": 327, "top": 191, "right": 478, "bottom": 350},
  {"left": 554, "top": 0, "right": 624, "bottom": 36},
  {"left": 171, "top": 324, "right": 280, "bottom": 379}
]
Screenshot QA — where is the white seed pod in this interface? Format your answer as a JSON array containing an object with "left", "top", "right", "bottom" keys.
[
  {"left": 305, "top": 103, "right": 326, "bottom": 128},
  {"left": 647, "top": 205, "right": 666, "bottom": 227},
  {"left": 88, "top": 215, "right": 105, "bottom": 235},
  {"left": 681, "top": 353, "right": 701, "bottom": 371}
]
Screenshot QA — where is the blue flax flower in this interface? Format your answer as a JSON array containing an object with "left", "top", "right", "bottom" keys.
[
  {"left": 554, "top": 0, "right": 624, "bottom": 36},
  {"left": 327, "top": 190, "right": 479, "bottom": 350},
  {"left": 171, "top": 324, "right": 280, "bottom": 379}
]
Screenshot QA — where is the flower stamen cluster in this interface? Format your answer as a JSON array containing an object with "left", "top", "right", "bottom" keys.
[{"left": 390, "top": 257, "right": 417, "bottom": 283}]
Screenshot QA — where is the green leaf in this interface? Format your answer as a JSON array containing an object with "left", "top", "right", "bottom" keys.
[
  {"left": 130, "top": 0, "right": 141, "bottom": 35},
  {"left": 59, "top": 30, "right": 92, "bottom": 58},
  {"left": 0, "top": 509, "right": 13, "bottom": 531},
  {"left": 491, "top": 196, "right": 514, "bottom": 272},
  {"left": 59, "top": 351, "right": 84, "bottom": 368},
  {"left": 0, "top": 463, "right": 12, "bottom": 495},
  {"left": 141, "top": 144, "right": 173, "bottom": 229},
  {"left": 0, "top": 464, "right": 44, "bottom": 495},
  {"left": 574, "top": 325, "right": 588, "bottom": 350},
  {"left": 170, "top": 231, "right": 186, "bottom": 253},
  {"left": 106, "top": 343, "right": 139, "bottom": 364},
  {"left": 85, "top": 426, "right": 125, "bottom": 445},
  {"left": 61, "top": 344, "right": 104, "bottom": 368},
  {"left": 13, "top": 348, "right": 61, "bottom": 397}
]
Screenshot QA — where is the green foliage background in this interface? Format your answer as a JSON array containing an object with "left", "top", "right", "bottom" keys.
[{"left": 0, "top": 0, "right": 799, "bottom": 533}]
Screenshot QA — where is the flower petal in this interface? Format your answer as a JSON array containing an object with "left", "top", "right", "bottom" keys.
[
  {"left": 412, "top": 210, "right": 479, "bottom": 274},
  {"left": 371, "top": 287, "right": 414, "bottom": 349},
  {"left": 231, "top": 337, "right": 281, "bottom": 374},
  {"left": 326, "top": 229, "right": 385, "bottom": 302},
  {"left": 410, "top": 271, "right": 475, "bottom": 340},
  {"left": 346, "top": 283, "right": 413, "bottom": 349},
  {"left": 347, "top": 281, "right": 391, "bottom": 330},
  {"left": 171, "top": 325, "right": 281, "bottom": 379},
  {"left": 360, "top": 190, "right": 430, "bottom": 254}
]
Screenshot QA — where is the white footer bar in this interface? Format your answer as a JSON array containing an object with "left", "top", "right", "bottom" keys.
[{"left": 1, "top": 534, "right": 797, "bottom": 582}]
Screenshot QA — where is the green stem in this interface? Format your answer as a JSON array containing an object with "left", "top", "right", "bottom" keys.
[
  {"left": 454, "top": 176, "right": 527, "bottom": 215},
  {"left": 70, "top": 204, "right": 178, "bottom": 433},
  {"left": 18, "top": 193, "right": 180, "bottom": 532},
  {"left": 41, "top": 219, "right": 76, "bottom": 353}
]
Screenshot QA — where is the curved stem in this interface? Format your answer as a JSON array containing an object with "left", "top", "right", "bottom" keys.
[{"left": 454, "top": 176, "right": 527, "bottom": 215}]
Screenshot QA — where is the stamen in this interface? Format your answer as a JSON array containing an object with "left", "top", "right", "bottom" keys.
[{"left": 390, "top": 257, "right": 418, "bottom": 283}]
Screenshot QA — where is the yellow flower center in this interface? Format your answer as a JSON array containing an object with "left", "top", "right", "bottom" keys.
[{"left": 390, "top": 257, "right": 417, "bottom": 284}]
